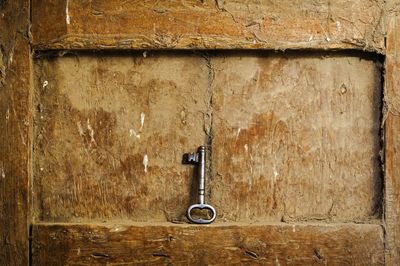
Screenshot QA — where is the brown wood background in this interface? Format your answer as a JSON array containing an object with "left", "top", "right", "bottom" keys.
[
  {"left": 32, "top": 52, "right": 383, "bottom": 225},
  {"left": 384, "top": 1, "right": 400, "bottom": 264},
  {"left": 1, "top": 0, "right": 399, "bottom": 265},
  {"left": 0, "top": 0, "right": 31, "bottom": 265},
  {"left": 31, "top": 0, "right": 386, "bottom": 52},
  {"left": 32, "top": 223, "right": 384, "bottom": 265}
]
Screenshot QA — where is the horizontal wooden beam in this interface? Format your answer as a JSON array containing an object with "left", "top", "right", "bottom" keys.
[
  {"left": 32, "top": 222, "right": 384, "bottom": 265},
  {"left": 31, "top": 0, "right": 386, "bottom": 52}
]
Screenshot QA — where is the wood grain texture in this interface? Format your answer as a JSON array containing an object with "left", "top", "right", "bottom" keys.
[
  {"left": 31, "top": 0, "right": 386, "bottom": 52},
  {"left": 32, "top": 222, "right": 384, "bottom": 265},
  {"left": 0, "top": 0, "right": 31, "bottom": 265},
  {"left": 383, "top": 7, "right": 400, "bottom": 265},
  {"left": 211, "top": 52, "right": 383, "bottom": 223},
  {"left": 33, "top": 53, "right": 210, "bottom": 222},
  {"left": 33, "top": 52, "right": 383, "bottom": 224}
]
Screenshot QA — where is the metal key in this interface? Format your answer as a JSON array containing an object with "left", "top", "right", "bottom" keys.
[{"left": 183, "top": 146, "right": 216, "bottom": 224}]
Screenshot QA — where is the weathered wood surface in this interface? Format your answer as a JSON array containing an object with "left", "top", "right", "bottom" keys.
[
  {"left": 0, "top": 1, "right": 31, "bottom": 265},
  {"left": 211, "top": 52, "right": 383, "bottom": 223},
  {"left": 33, "top": 53, "right": 210, "bottom": 222},
  {"left": 33, "top": 52, "right": 382, "bottom": 224},
  {"left": 32, "top": 223, "right": 384, "bottom": 265},
  {"left": 383, "top": 4, "right": 400, "bottom": 264},
  {"left": 31, "top": 0, "right": 386, "bottom": 52}
]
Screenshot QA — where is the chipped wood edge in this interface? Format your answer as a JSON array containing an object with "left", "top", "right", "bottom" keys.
[{"left": 32, "top": 34, "right": 383, "bottom": 53}]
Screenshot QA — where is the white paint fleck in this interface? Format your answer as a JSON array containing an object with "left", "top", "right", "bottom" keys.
[
  {"left": 40, "top": 167, "right": 44, "bottom": 171},
  {"left": 140, "top": 112, "right": 145, "bottom": 130},
  {"left": 42, "top": 80, "right": 48, "bottom": 89},
  {"left": 292, "top": 225, "right": 296, "bottom": 232},
  {"left": 143, "top": 154, "right": 149, "bottom": 173},
  {"left": 336, "top": 21, "right": 342, "bottom": 32},
  {"left": 1, "top": 167, "right": 5, "bottom": 179},
  {"left": 5, "top": 108, "right": 9, "bottom": 121},
  {"left": 253, "top": 39, "right": 256, "bottom": 44},
  {"left": 273, "top": 165, "right": 279, "bottom": 178},
  {"left": 66, "top": 0, "right": 71, "bottom": 24},
  {"left": 326, "top": 36, "right": 331, "bottom": 42},
  {"left": 236, "top": 128, "right": 241, "bottom": 138},
  {"left": 109, "top": 226, "right": 128, "bottom": 232},
  {"left": 87, "top": 119, "right": 95, "bottom": 144},
  {"left": 309, "top": 35, "right": 314, "bottom": 41},
  {"left": 143, "top": 51, "right": 147, "bottom": 58},
  {"left": 129, "top": 129, "right": 140, "bottom": 139},
  {"left": 9, "top": 51, "right": 13, "bottom": 64},
  {"left": 244, "top": 144, "right": 248, "bottom": 152}
]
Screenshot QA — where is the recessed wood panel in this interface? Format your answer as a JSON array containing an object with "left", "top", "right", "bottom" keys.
[
  {"left": 31, "top": 223, "right": 384, "bottom": 265},
  {"left": 33, "top": 52, "right": 382, "bottom": 224},
  {"left": 33, "top": 53, "right": 210, "bottom": 222},
  {"left": 211, "top": 53, "right": 382, "bottom": 222}
]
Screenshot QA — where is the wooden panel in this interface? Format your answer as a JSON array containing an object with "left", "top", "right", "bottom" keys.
[
  {"left": 32, "top": 223, "right": 384, "bottom": 265},
  {"left": 31, "top": 0, "right": 386, "bottom": 52},
  {"left": 33, "top": 52, "right": 383, "bottom": 224},
  {"left": 33, "top": 53, "right": 209, "bottom": 222},
  {"left": 0, "top": 1, "right": 31, "bottom": 265},
  {"left": 211, "top": 53, "right": 383, "bottom": 222},
  {"left": 384, "top": 8, "right": 400, "bottom": 265}
]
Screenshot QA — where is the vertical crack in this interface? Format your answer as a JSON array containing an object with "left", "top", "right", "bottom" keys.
[
  {"left": 202, "top": 53, "right": 215, "bottom": 201},
  {"left": 380, "top": 54, "right": 388, "bottom": 263}
]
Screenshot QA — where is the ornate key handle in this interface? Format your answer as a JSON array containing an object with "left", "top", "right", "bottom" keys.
[{"left": 183, "top": 146, "right": 216, "bottom": 224}]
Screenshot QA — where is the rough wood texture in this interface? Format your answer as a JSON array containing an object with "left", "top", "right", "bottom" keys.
[
  {"left": 33, "top": 52, "right": 383, "bottom": 224},
  {"left": 0, "top": 1, "right": 31, "bottom": 265},
  {"left": 31, "top": 0, "right": 386, "bottom": 52},
  {"left": 32, "top": 223, "right": 384, "bottom": 265},
  {"left": 33, "top": 53, "right": 210, "bottom": 222},
  {"left": 210, "top": 52, "right": 383, "bottom": 222},
  {"left": 383, "top": 6, "right": 400, "bottom": 264}
]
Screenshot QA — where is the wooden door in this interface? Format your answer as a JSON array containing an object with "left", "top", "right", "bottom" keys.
[{"left": 2, "top": 1, "right": 400, "bottom": 265}]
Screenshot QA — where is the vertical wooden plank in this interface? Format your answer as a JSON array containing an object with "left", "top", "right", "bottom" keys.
[
  {"left": 0, "top": 0, "right": 31, "bottom": 265},
  {"left": 384, "top": 4, "right": 400, "bottom": 264}
]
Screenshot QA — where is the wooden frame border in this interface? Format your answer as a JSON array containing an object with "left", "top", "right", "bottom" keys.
[
  {"left": 32, "top": 223, "right": 384, "bottom": 265},
  {"left": 0, "top": 0, "right": 31, "bottom": 265},
  {"left": 1, "top": 0, "right": 399, "bottom": 265},
  {"left": 31, "top": 0, "right": 386, "bottom": 53},
  {"left": 383, "top": 2, "right": 400, "bottom": 264}
]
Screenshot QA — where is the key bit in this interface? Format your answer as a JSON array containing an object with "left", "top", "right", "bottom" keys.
[{"left": 182, "top": 152, "right": 199, "bottom": 164}]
